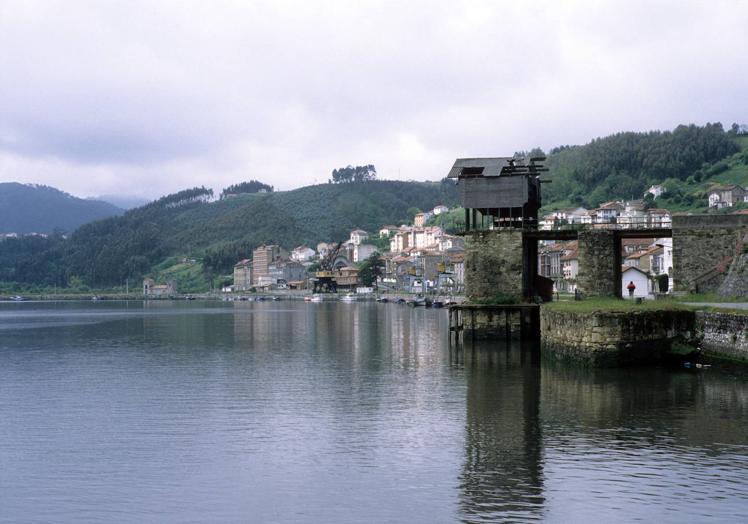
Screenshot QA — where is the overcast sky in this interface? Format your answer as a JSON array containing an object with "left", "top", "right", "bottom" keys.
[{"left": 0, "top": 1, "right": 746, "bottom": 199}]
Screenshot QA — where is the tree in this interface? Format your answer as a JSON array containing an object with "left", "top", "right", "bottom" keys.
[
  {"left": 358, "top": 252, "right": 384, "bottom": 288},
  {"left": 220, "top": 180, "right": 273, "bottom": 198},
  {"left": 331, "top": 164, "right": 377, "bottom": 183}
]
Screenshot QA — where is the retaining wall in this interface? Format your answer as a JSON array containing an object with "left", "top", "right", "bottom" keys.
[
  {"left": 540, "top": 308, "right": 696, "bottom": 366},
  {"left": 696, "top": 311, "right": 748, "bottom": 361}
]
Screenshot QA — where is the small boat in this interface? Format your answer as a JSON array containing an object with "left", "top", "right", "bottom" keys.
[
  {"left": 394, "top": 298, "right": 406, "bottom": 304},
  {"left": 376, "top": 297, "right": 389, "bottom": 303},
  {"left": 91, "top": 296, "right": 100, "bottom": 301},
  {"left": 10, "top": 295, "right": 26, "bottom": 302},
  {"left": 310, "top": 295, "right": 324, "bottom": 303},
  {"left": 340, "top": 293, "right": 357, "bottom": 303},
  {"left": 431, "top": 301, "right": 444, "bottom": 308},
  {"left": 304, "top": 296, "right": 313, "bottom": 302},
  {"left": 407, "top": 296, "right": 429, "bottom": 307}
]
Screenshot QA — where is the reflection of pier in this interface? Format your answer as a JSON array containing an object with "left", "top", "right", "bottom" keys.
[{"left": 456, "top": 339, "right": 544, "bottom": 521}]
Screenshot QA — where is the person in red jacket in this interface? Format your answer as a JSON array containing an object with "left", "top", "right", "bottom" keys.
[{"left": 627, "top": 280, "right": 636, "bottom": 298}]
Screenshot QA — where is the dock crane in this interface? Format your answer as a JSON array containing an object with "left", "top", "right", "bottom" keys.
[{"left": 313, "top": 242, "right": 342, "bottom": 293}]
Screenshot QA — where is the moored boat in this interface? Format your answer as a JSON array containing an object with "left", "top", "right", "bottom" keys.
[{"left": 340, "top": 293, "right": 357, "bottom": 303}]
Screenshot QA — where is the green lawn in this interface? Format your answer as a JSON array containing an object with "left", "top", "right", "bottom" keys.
[{"left": 543, "top": 297, "right": 694, "bottom": 313}]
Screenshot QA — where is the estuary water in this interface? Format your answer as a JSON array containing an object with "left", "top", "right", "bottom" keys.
[{"left": 0, "top": 300, "right": 747, "bottom": 523}]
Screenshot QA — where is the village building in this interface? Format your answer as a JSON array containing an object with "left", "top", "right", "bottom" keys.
[
  {"left": 432, "top": 205, "right": 449, "bottom": 215},
  {"left": 142, "top": 278, "right": 178, "bottom": 297},
  {"left": 379, "top": 225, "right": 398, "bottom": 237},
  {"left": 413, "top": 212, "right": 433, "bottom": 227},
  {"left": 290, "top": 245, "right": 316, "bottom": 262},
  {"left": 645, "top": 185, "right": 666, "bottom": 199},
  {"left": 539, "top": 207, "right": 589, "bottom": 230},
  {"left": 268, "top": 261, "right": 306, "bottom": 288},
  {"left": 589, "top": 201, "right": 624, "bottom": 224},
  {"left": 353, "top": 243, "right": 377, "bottom": 263},
  {"left": 349, "top": 229, "right": 369, "bottom": 246},
  {"left": 622, "top": 266, "right": 651, "bottom": 299},
  {"left": 560, "top": 244, "right": 579, "bottom": 293},
  {"left": 647, "top": 208, "right": 672, "bottom": 228},
  {"left": 252, "top": 244, "right": 280, "bottom": 285},
  {"left": 335, "top": 267, "right": 359, "bottom": 289},
  {"left": 708, "top": 184, "right": 746, "bottom": 208},
  {"left": 233, "top": 259, "right": 253, "bottom": 291}
]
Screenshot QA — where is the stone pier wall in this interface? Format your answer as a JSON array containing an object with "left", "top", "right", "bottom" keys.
[
  {"left": 465, "top": 230, "right": 523, "bottom": 302},
  {"left": 576, "top": 230, "right": 618, "bottom": 297},
  {"left": 672, "top": 214, "right": 748, "bottom": 292},
  {"left": 696, "top": 311, "right": 748, "bottom": 361},
  {"left": 540, "top": 308, "right": 696, "bottom": 366}
]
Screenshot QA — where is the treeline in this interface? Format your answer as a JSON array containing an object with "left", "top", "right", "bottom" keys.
[
  {"left": 544, "top": 123, "right": 740, "bottom": 206},
  {"left": 329, "top": 164, "right": 377, "bottom": 183},
  {"left": 220, "top": 180, "right": 273, "bottom": 198}
]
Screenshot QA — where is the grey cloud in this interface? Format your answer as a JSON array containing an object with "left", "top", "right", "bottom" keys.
[{"left": 0, "top": 0, "right": 746, "bottom": 198}]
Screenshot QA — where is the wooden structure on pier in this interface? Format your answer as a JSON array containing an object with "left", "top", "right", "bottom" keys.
[{"left": 447, "top": 156, "right": 548, "bottom": 230}]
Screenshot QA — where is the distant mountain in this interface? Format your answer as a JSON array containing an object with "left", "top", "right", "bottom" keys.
[
  {"left": 0, "top": 183, "right": 123, "bottom": 234},
  {"left": 95, "top": 194, "right": 150, "bottom": 210}
]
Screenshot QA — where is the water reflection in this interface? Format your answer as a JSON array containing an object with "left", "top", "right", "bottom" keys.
[
  {"left": 455, "top": 339, "right": 544, "bottom": 522},
  {"left": 1, "top": 301, "right": 747, "bottom": 522}
]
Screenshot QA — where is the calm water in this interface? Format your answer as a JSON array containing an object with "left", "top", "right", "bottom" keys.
[{"left": 1, "top": 300, "right": 747, "bottom": 523}]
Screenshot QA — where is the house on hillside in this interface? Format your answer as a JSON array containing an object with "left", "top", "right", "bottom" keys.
[
  {"left": 708, "top": 184, "right": 746, "bottom": 209},
  {"left": 432, "top": 205, "right": 449, "bottom": 215},
  {"left": 645, "top": 185, "right": 666, "bottom": 199},
  {"left": 349, "top": 230, "right": 368, "bottom": 246}
]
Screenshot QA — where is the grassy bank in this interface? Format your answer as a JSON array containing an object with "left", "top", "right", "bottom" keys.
[{"left": 543, "top": 297, "right": 694, "bottom": 313}]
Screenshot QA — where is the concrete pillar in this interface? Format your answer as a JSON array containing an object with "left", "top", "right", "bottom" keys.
[
  {"left": 576, "top": 230, "right": 618, "bottom": 297},
  {"left": 465, "top": 230, "right": 524, "bottom": 302}
]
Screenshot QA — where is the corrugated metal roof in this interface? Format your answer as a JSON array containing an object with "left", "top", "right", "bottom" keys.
[{"left": 446, "top": 157, "right": 514, "bottom": 178}]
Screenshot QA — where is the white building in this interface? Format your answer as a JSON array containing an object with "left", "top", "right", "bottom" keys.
[
  {"left": 645, "top": 185, "right": 665, "bottom": 199},
  {"left": 290, "top": 245, "right": 316, "bottom": 262},
  {"left": 432, "top": 205, "right": 449, "bottom": 215},
  {"left": 353, "top": 244, "right": 377, "bottom": 263},
  {"left": 622, "top": 266, "right": 651, "bottom": 299},
  {"left": 379, "top": 225, "right": 398, "bottom": 237},
  {"left": 349, "top": 230, "right": 369, "bottom": 246}
]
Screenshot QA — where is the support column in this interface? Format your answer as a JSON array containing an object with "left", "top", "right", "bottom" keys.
[{"left": 576, "top": 230, "right": 618, "bottom": 297}]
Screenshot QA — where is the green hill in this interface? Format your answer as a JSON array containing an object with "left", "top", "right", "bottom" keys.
[
  {"left": 542, "top": 123, "right": 746, "bottom": 211},
  {"left": 0, "top": 183, "right": 123, "bottom": 234},
  {"left": 0, "top": 180, "right": 457, "bottom": 291}
]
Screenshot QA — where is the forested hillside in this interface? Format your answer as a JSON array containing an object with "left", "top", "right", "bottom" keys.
[
  {"left": 543, "top": 123, "right": 745, "bottom": 209},
  {"left": 0, "top": 183, "right": 123, "bottom": 234},
  {"left": 2, "top": 122, "right": 746, "bottom": 292},
  {"left": 0, "top": 180, "right": 457, "bottom": 290}
]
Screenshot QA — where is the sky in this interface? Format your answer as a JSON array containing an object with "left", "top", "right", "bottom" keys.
[{"left": 0, "top": 0, "right": 747, "bottom": 200}]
